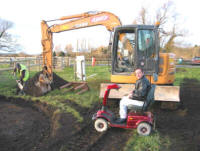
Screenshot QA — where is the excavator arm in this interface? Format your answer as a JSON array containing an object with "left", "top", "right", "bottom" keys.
[{"left": 41, "top": 11, "right": 122, "bottom": 81}]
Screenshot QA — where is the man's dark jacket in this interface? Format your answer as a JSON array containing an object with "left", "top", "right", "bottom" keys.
[{"left": 132, "top": 76, "right": 151, "bottom": 101}]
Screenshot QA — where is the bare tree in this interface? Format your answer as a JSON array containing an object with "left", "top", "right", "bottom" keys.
[
  {"left": 133, "top": 1, "right": 186, "bottom": 52},
  {"left": 156, "top": 1, "right": 173, "bottom": 26},
  {"left": 64, "top": 43, "right": 73, "bottom": 55},
  {"left": 135, "top": 7, "right": 147, "bottom": 24},
  {"left": 156, "top": 1, "right": 186, "bottom": 52},
  {"left": 54, "top": 44, "right": 62, "bottom": 54},
  {"left": 0, "top": 18, "right": 20, "bottom": 53}
]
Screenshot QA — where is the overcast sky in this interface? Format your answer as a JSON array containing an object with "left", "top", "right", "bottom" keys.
[{"left": 0, "top": 0, "right": 199, "bottom": 54}]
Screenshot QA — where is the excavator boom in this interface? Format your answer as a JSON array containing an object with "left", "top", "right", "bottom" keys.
[
  {"left": 52, "top": 11, "right": 121, "bottom": 32},
  {"left": 41, "top": 11, "right": 122, "bottom": 80}
]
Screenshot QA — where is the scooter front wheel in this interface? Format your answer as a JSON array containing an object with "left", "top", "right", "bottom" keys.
[
  {"left": 137, "top": 122, "right": 152, "bottom": 136},
  {"left": 94, "top": 118, "right": 108, "bottom": 132}
]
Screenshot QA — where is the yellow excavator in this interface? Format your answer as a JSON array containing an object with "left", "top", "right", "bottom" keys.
[{"left": 40, "top": 11, "right": 179, "bottom": 103}]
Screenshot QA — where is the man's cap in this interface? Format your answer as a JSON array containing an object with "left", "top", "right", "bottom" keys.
[{"left": 16, "top": 63, "right": 20, "bottom": 69}]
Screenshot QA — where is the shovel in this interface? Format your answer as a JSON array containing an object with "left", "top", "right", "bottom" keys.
[
  {"left": 16, "top": 80, "right": 24, "bottom": 90},
  {"left": 13, "top": 74, "right": 24, "bottom": 90}
]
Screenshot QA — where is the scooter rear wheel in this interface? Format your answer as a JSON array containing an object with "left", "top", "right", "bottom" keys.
[
  {"left": 94, "top": 118, "right": 108, "bottom": 132},
  {"left": 137, "top": 122, "right": 152, "bottom": 136}
]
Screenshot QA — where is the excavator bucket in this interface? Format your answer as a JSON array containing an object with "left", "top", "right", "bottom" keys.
[
  {"left": 99, "top": 83, "right": 180, "bottom": 102},
  {"left": 35, "top": 73, "right": 52, "bottom": 94},
  {"left": 154, "top": 86, "right": 180, "bottom": 102}
]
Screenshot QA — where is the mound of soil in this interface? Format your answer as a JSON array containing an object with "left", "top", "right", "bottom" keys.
[{"left": 24, "top": 72, "right": 68, "bottom": 97}]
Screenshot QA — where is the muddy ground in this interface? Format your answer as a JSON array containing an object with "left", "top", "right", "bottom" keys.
[{"left": 0, "top": 78, "right": 200, "bottom": 151}]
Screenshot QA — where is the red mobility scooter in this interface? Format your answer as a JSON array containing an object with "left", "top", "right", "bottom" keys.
[{"left": 92, "top": 84, "right": 155, "bottom": 136}]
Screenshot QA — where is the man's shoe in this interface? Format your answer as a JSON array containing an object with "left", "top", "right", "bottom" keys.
[
  {"left": 115, "top": 118, "right": 126, "bottom": 124},
  {"left": 18, "top": 90, "right": 25, "bottom": 96}
]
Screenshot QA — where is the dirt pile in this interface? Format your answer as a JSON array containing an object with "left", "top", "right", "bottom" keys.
[{"left": 23, "top": 72, "right": 68, "bottom": 97}]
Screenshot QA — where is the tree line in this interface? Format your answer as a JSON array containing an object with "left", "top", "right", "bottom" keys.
[{"left": 1, "top": 0, "right": 199, "bottom": 59}]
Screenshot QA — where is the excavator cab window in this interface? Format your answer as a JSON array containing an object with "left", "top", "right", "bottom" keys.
[
  {"left": 136, "top": 29, "right": 157, "bottom": 74},
  {"left": 138, "top": 29, "right": 155, "bottom": 57},
  {"left": 113, "top": 30, "right": 136, "bottom": 74}
]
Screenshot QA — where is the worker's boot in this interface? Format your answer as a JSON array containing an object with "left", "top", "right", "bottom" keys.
[
  {"left": 16, "top": 87, "right": 20, "bottom": 95},
  {"left": 18, "top": 90, "right": 25, "bottom": 96}
]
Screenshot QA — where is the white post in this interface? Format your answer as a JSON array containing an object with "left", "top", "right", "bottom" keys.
[{"left": 76, "top": 56, "right": 86, "bottom": 81}]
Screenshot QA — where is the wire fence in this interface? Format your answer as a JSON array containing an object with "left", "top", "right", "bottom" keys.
[
  {"left": 0, "top": 56, "right": 197, "bottom": 82},
  {"left": 0, "top": 56, "right": 111, "bottom": 72},
  {"left": 0, "top": 57, "right": 111, "bottom": 82},
  {"left": 0, "top": 56, "right": 196, "bottom": 72}
]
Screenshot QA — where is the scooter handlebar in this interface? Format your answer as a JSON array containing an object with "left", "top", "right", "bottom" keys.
[{"left": 106, "top": 84, "right": 121, "bottom": 90}]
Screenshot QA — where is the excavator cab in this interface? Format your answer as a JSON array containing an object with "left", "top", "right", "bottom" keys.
[{"left": 112, "top": 25, "right": 159, "bottom": 77}]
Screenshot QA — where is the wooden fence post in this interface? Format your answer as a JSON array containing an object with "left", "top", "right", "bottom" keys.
[
  {"left": 74, "top": 59, "right": 76, "bottom": 81},
  {"left": 38, "top": 57, "right": 40, "bottom": 71},
  {"left": 28, "top": 60, "right": 30, "bottom": 71},
  {"left": 61, "top": 57, "right": 64, "bottom": 69},
  {"left": 69, "top": 57, "right": 71, "bottom": 67}
]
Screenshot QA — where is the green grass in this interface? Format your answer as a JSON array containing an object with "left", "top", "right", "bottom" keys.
[
  {"left": 0, "top": 66, "right": 110, "bottom": 123},
  {"left": 38, "top": 66, "right": 110, "bottom": 107},
  {"left": 1, "top": 66, "right": 200, "bottom": 120},
  {"left": 124, "top": 131, "right": 171, "bottom": 151},
  {"left": 174, "top": 67, "right": 200, "bottom": 85},
  {"left": 35, "top": 66, "right": 111, "bottom": 120},
  {"left": 0, "top": 64, "right": 10, "bottom": 68},
  {"left": 0, "top": 70, "right": 38, "bottom": 96}
]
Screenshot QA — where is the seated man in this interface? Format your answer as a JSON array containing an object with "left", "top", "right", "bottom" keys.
[{"left": 116, "top": 68, "right": 151, "bottom": 123}]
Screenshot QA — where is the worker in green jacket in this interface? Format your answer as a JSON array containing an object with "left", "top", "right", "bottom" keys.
[{"left": 13, "top": 63, "right": 29, "bottom": 94}]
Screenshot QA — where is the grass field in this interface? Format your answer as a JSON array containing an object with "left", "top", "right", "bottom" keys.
[
  {"left": 174, "top": 67, "right": 200, "bottom": 85},
  {"left": 0, "top": 66, "right": 200, "bottom": 150},
  {"left": 0, "top": 66, "right": 110, "bottom": 122}
]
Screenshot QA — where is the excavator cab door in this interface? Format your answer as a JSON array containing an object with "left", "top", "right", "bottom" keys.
[
  {"left": 136, "top": 27, "right": 159, "bottom": 75},
  {"left": 112, "top": 26, "right": 136, "bottom": 74}
]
